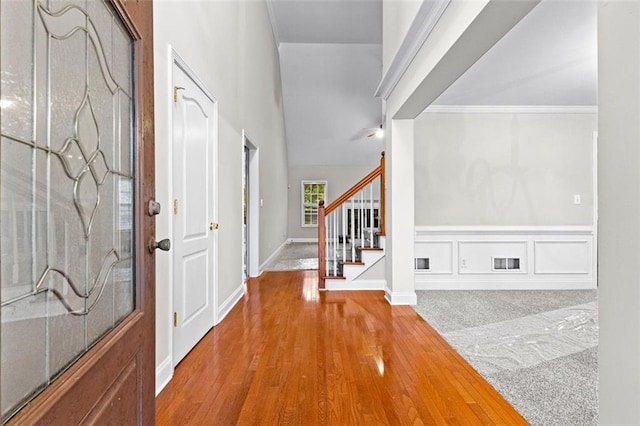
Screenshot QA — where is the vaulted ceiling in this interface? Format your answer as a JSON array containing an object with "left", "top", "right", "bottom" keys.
[
  {"left": 267, "top": 0, "right": 597, "bottom": 166},
  {"left": 267, "top": 0, "right": 384, "bottom": 167},
  {"left": 268, "top": 0, "right": 382, "bottom": 44}
]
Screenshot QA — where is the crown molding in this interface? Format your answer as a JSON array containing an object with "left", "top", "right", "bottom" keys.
[
  {"left": 375, "top": 0, "right": 451, "bottom": 100},
  {"left": 422, "top": 105, "right": 598, "bottom": 114}
]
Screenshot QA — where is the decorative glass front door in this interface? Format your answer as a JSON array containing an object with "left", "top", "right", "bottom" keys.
[{"left": 1, "top": 0, "right": 134, "bottom": 421}]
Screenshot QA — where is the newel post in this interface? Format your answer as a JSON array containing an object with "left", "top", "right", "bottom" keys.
[
  {"left": 380, "top": 151, "right": 386, "bottom": 236},
  {"left": 318, "top": 200, "right": 326, "bottom": 289}
]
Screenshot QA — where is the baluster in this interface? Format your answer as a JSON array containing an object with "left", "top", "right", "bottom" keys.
[
  {"left": 327, "top": 213, "right": 331, "bottom": 276},
  {"left": 327, "top": 213, "right": 333, "bottom": 276},
  {"left": 359, "top": 190, "right": 363, "bottom": 250},
  {"left": 342, "top": 204, "right": 346, "bottom": 263},
  {"left": 350, "top": 197, "right": 355, "bottom": 262},
  {"left": 325, "top": 215, "right": 329, "bottom": 276},
  {"left": 370, "top": 183, "right": 374, "bottom": 248},
  {"left": 333, "top": 212, "right": 337, "bottom": 275},
  {"left": 329, "top": 213, "right": 334, "bottom": 276}
]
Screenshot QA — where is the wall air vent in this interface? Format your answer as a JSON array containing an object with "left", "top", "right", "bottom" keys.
[
  {"left": 415, "top": 258, "right": 430, "bottom": 271},
  {"left": 493, "top": 257, "right": 520, "bottom": 271}
]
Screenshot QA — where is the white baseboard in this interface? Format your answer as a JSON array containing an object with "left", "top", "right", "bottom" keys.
[
  {"left": 288, "top": 238, "right": 318, "bottom": 243},
  {"left": 155, "top": 356, "right": 173, "bottom": 396},
  {"left": 415, "top": 278, "right": 596, "bottom": 290},
  {"left": 325, "top": 279, "right": 385, "bottom": 291},
  {"left": 384, "top": 287, "right": 418, "bottom": 305},
  {"left": 217, "top": 284, "right": 245, "bottom": 324},
  {"left": 259, "top": 239, "right": 289, "bottom": 273}
]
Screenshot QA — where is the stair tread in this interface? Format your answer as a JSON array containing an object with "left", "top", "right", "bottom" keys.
[
  {"left": 340, "top": 261, "right": 365, "bottom": 265},
  {"left": 358, "top": 247, "right": 383, "bottom": 251},
  {"left": 324, "top": 275, "right": 346, "bottom": 280}
]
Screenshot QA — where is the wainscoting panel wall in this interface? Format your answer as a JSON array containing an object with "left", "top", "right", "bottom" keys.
[{"left": 415, "top": 227, "right": 595, "bottom": 290}]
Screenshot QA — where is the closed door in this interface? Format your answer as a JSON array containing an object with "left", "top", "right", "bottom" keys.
[
  {"left": 172, "top": 59, "right": 217, "bottom": 364},
  {"left": 0, "top": 0, "right": 155, "bottom": 423},
  {"left": 243, "top": 145, "right": 249, "bottom": 281}
]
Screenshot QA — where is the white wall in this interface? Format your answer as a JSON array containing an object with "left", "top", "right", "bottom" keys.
[
  {"left": 414, "top": 111, "right": 596, "bottom": 226},
  {"left": 153, "top": 1, "right": 288, "bottom": 392},
  {"left": 381, "top": 0, "right": 491, "bottom": 304},
  {"left": 598, "top": 1, "right": 640, "bottom": 422},
  {"left": 287, "top": 165, "right": 380, "bottom": 240}
]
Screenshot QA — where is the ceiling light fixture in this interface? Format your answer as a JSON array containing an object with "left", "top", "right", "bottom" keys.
[{"left": 375, "top": 124, "right": 384, "bottom": 139}]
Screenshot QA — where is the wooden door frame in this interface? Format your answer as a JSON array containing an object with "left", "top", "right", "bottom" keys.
[{"left": 8, "top": 0, "right": 156, "bottom": 423}]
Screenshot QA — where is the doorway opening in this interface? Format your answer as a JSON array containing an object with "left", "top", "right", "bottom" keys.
[{"left": 243, "top": 131, "right": 259, "bottom": 279}]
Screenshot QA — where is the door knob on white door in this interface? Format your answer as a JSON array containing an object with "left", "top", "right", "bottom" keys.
[{"left": 209, "top": 222, "right": 219, "bottom": 230}]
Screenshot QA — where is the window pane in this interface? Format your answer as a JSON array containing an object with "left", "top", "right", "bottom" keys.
[{"left": 301, "top": 181, "right": 326, "bottom": 226}]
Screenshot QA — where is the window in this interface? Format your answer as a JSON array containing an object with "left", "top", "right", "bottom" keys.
[{"left": 301, "top": 181, "right": 327, "bottom": 226}]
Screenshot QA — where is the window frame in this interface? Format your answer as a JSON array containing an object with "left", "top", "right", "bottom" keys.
[{"left": 301, "top": 180, "right": 328, "bottom": 227}]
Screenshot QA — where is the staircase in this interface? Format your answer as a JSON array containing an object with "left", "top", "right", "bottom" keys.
[{"left": 318, "top": 152, "right": 386, "bottom": 290}]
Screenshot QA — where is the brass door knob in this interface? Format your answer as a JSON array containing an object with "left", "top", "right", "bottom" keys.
[{"left": 209, "top": 222, "right": 219, "bottom": 230}]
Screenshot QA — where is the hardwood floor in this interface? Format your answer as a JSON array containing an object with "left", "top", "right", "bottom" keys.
[{"left": 156, "top": 271, "right": 527, "bottom": 425}]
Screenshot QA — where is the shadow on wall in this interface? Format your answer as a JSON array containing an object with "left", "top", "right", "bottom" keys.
[
  {"left": 465, "top": 116, "right": 537, "bottom": 223},
  {"left": 415, "top": 112, "right": 595, "bottom": 226},
  {"left": 419, "top": 114, "right": 533, "bottom": 223}
]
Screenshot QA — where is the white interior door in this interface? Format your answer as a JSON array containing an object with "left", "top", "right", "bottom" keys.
[
  {"left": 172, "top": 59, "right": 216, "bottom": 364},
  {"left": 243, "top": 145, "right": 249, "bottom": 281}
]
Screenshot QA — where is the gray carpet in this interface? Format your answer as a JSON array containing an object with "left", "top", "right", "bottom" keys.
[
  {"left": 415, "top": 290, "right": 597, "bottom": 333},
  {"left": 413, "top": 290, "right": 598, "bottom": 426},
  {"left": 486, "top": 347, "right": 598, "bottom": 426},
  {"left": 265, "top": 243, "right": 318, "bottom": 271}
]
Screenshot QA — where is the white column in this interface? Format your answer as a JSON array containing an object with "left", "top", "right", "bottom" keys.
[
  {"left": 599, "top": 1, "right": 640, "bottom": 422},
  {"left": 384, "top": 119, "right": 416, "bottom": 305}
]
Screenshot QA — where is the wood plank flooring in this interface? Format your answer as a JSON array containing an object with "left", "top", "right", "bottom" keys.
[{"left": 156, "top": 271, "right": 527, "bottom": 425}]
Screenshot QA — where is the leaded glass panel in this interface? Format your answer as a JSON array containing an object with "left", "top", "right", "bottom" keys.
[{"left": 0, "top": 0, "right": 135, "bottom": 421}]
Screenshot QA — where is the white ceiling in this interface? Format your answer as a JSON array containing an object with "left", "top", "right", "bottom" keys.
[
  {"left": 279, "top": 43, "right": 383, "bottom": 167},
  {"left": 268, "top": 0, "right": 382, "bottom": 44},
  {"left": 270, "top": 0, "right": 597, "bottom": 167},
  {"left": 268, "top": 0, "right": 384, "bottom": 167},
  {"left": 434, "top": 0, "right": 597, "bottom": 106}
]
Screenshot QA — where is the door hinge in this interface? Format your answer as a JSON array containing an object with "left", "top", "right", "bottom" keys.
[
  {"left": 173, "top": 86, "right": 185, "bottom": 103},
  {"left": 173, "top": 199, "right": 178, "bottom": 216},
  {"left": 173, "top": 312, "right": 178, "bottom": 327}
]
